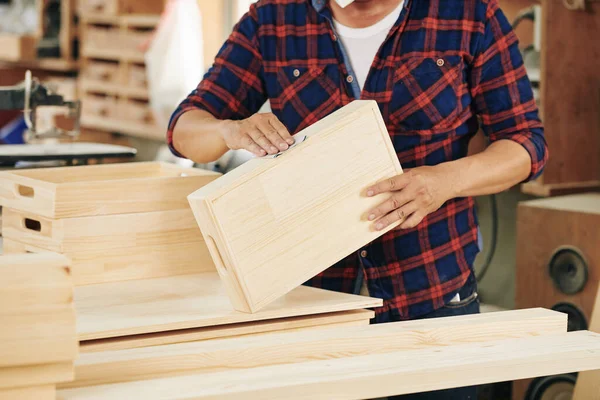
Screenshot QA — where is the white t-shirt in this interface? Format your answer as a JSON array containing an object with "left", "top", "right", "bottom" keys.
[{"left": 333, "top": 1, "right": 404, "bottom": 92}]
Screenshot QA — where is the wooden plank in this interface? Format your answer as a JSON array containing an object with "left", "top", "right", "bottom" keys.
[
  {"left": 188, "top": 100, "right": 402, "bottom": 313},
  {"left": 65, "top": 308, "right": 566, "bottom": 388},
  {"left": 537, "top": 0, "right": 600, "bottom": 187},
  {"left": 0, "top": 307, "right": 78, "bottom": 367},
  {"left": 573, "top": 285, "right": 600, "bottom": 399},
  {"left": 0, "top": 162, "right": 220, "bottom": 218},
  {"left": 0, "top": 385, "right": 55, "bottom": 400},
  {"left": 74, "top": 272, "right": 382, "bottom": 340},
  {"left": 521, "top": 180, "right": 600, "bottom": 197},
  {"left": 0, "top": 253, "right": 72, "bottom": 310},
  {"left": 2, "top": 208, "right": 215, "bottom": 285},
  {"left": 79, "top": 309, "right": 374, "bottom": 353},
  {"left": 0, "top": 363, "right": 73, "bottom": 389},
  {"left": 58, "top": 331, "right": 600, "bottom": 400}
]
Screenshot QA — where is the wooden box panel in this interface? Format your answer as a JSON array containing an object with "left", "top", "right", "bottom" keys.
[
  {"left": 0, "top": 35, "right": 37, "bottom": 62},
  {"left": 0, "top": 162, "right": 221, "bottom": 218},
  {"left": 188, "top": 100, "right": 402, "bottom": 313},
  {"left": 81, "top": 93, "right": 119, "bottom": 120},
  {"left": 81, "top": 60, "right": 121, "bottom": 84},
  {"left": 2, "top": 208, "right": 215, "bottom": 285},
  {"left": 79, "top": 0, "right": 164, "bottom": 15}
]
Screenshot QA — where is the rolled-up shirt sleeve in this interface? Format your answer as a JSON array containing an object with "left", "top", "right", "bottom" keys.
[
  {"left": 166, "top": 4, "right": 267, "bottom": 157},
  {"left": 470, "top": 0, "right": 548, "bottom": 181}
]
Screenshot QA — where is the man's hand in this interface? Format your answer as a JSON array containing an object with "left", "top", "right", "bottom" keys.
[
  {"left": 366, "top": 166, "right": 456, "bottom": 231},
  {"left": 223, "top": 113, "right": 295, "bottom": 157}
]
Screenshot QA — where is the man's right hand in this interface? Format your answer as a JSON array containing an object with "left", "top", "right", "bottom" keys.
[{"left": 223, "top": 113, "right": 295, "bottom": 157}]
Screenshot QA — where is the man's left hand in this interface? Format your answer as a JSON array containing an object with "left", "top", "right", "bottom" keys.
[{"left": 366, "top": 165, "right": 456, "bottom": 231}]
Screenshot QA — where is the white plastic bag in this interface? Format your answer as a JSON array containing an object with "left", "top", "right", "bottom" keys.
[{"left": 145, "top": 0, "right": 204, "bottom": 130}]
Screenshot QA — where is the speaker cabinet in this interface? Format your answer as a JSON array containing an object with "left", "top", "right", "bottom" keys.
[{"left": 514, "top": 193, "right": 600, "bottom": 400}]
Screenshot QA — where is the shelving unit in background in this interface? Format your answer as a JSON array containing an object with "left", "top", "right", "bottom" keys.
[{"left": 78, "top": 13, "right": 164, "bottom": 141}]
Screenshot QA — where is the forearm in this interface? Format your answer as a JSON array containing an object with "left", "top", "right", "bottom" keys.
[
  {"left": 172, "top": 109, "right": 232, "bottom": 164},
  {"left": 440, "top": 139, "right": 532, "bottom": 198}
]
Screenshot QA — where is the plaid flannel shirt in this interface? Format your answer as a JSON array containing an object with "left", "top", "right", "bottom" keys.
[{"left": 167, "top": 0, "right": 548, "bottom": 322}]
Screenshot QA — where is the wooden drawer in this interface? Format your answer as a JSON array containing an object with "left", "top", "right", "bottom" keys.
[
  {"left": 79, "top": 0, "right": 118, "bottom": 14},
  {"left": 0, "top": 162, "right": 221, "bottom": 218},
  {"left": 127, "top": 64, "right": 147, "bottom": 88},
  {"left": 124, "top": 30, "right": 153, "bottom": 52},
  {"left": 79, "top": 0, "right": 164, "bottom": 15},
  {"left": 2, "top": 208, "right": 216, "bottom": 286},
  {"left": 188, "top": 100, "right": 403, "bottom": 313},
  {"left": 81, "top": 94, "right": 118, "bottom": 120},
  {"left": 122, "top": 100, "right": 153, "bottom": 125},
  {"left": 85, "top": 25, "right": 121, "bottom": 50},
  {"left": 82, "top": 61, "right": 121, "bottom": 84}
]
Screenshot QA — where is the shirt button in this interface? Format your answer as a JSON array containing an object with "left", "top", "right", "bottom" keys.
[
  {"left": 293, "top": 69, "right": 300, "bottom": 77},
  {"left": 360, "top": 250, "right": 367, "bottom": 258},
  {"left": 436, "top": 58, "right": 445, "bottom": 67},
  {"left": 346, "top": 75, "right": 354, "bottom": 83}
]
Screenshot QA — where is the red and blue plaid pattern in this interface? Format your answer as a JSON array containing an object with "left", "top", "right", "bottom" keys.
[{"left": 167, "top": 0, "right": 548, "bottom": 322}]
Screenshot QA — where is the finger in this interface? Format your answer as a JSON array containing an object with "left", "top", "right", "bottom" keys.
[
  {"left": 367, "top": 190, "right": 415, "bottom": 222},
  {"left": 399, "top": 211, "right": 425, "bottom": 230},
  {"left": 256, "top": 120, "right": 289, "bottom": 152},
  {"left": 248, "top": 129, "right": 279, "bottom": 155},
  {"left": 367, "top": 173, "right": 410, "bottom": 196},
  {"left": 241, "top": 135, "right": 267, "bottom": 157},
  {"left": 373, "top": 201, "right": 419, "bottom": 231},
  {"left": 268, "top": 115, "right": 295, "bottom": 145}
]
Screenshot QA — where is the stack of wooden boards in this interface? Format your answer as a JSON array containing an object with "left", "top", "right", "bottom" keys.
[
  {"left": 58, "top": 308, "right": 600, "bottom": 399},
  {"left": 0, "top": 253, "right": 78, "bottom": 400},
  {"left": 188, "top": 100, "right": 403, "bottom": 313},
  {"left": 0, "top": 162, "right": 220, "bottom": 285}
]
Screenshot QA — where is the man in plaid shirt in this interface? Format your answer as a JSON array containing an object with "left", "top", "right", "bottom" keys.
[{"left": 168, "top": 0, "right": 547, "bottom": 398}]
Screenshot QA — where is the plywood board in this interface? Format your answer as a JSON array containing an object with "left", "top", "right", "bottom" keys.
[
  {"left": 59, "top": 331, "right": 600, "bottom": 400},
  {"left": 572, "top": 284, "right": 600, "bottom": 400},
  {"left": 0, "top": 162, "right": 220, "bottom": 218},
  {"left": 66, "top": 308, "right": 566, "bottom": 388},
  {"left": 75, "top": 272, "right": 382, "bottom": 340},
  {"left": 0, "top": 307, "right": 78, "bottom": 367},
  {"left": 188, "top": 100, "right": 402, "bottom": 312},
  {"left": 0, "top": 363, "right": 73, "bottom": 389},
  {"left": 0, "top": 385, "right": 54, "bottom": 400},
  {"left": 79, "top": 309, "right": 373, "bottom": 353},
  {"left": 0, "top": 253, "right": 72, "bottom": 310},
  {"left": 2, "top": 208, "right": 215, "bottom": 285}
]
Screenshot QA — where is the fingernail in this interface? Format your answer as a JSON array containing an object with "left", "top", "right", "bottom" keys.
[
  {"left": 270, "top": 147, "right": 278, "bottom": 153},
  {"left": 287, "top": 139, "right": 295, "bottom": 145},
  {"left": 375, "top": 223, "right": 384, "bottom": 230},
  {"left": 368, "top": 214, "right": 375, "bottom": 221},
  {"left": 367, "top": 190, "right": 374, "bottom": 197},
  {"left": 259, "top": 150, "right": 266, "bottom": 156},
  {"left": 279, "top": 143, "right": 288, "bottom": 150}
]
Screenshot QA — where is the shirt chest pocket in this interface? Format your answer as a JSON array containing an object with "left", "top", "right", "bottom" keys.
[
  {"left": 388, "top": 55, "right": 465, "bottom": 134},
  {"left": 269, "top": 64, "right": 342, "bottom": 133}
]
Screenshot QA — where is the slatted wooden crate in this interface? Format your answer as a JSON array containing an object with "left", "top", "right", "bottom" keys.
[
  {"left": 0, "top": 162, "right": 221, "bottom": 219},
  {"left": 2, "top": 208, "right": 215, "bottom": 285},
  {"left": 188, "top": 100, "right": 403, "bottom": 313}
]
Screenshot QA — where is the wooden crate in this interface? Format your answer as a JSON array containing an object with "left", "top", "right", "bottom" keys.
[
  {"left": 0, "top": 35, "right": 37, "bottom": 62},
  {"left": 188, "top": 100, "right": 403, "bottom": 313},
  {"left": 81, "top": 60, "right": 121, "bottom": 84},
  {"left": 0, "top": 162, "right": 221, "bottom": 219},
  {"left": 2, "top": 208, "right": 215, "bottom": 285},
  {"left": 79, "top": 0, "right": 164, "bottom": 15},
  {"left": 81, "top": 93, "right": 119, "bottom": 121}
]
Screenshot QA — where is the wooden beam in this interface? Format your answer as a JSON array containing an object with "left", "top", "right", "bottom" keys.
[
  {"left": 79, "top": 310, "right": 374, "bottom": 353},
  {"left": 188, "top": 100, "right": 402, "bottom": 313},
  {"left": 58, "top": 331, "right": 600, "bottom": 400},
  {"left": 75, "top": 273, "right": 382, "bottom": 340},
  {"left": 573, "top": 285, "right": 600, "bottom": 399},
  {"left": 64, "top": 308, "right": 565, "bottom": 388}
]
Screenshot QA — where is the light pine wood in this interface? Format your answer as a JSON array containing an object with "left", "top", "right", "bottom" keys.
[
  {"left": 0, "top": 307, "right": 78, "bottom": 367},
  {"left": 74, "top": 272, "right": 382, "bottom": 340},
  {"left": 58, "top": 331, "right": 600, "bottom": 400},
  {"left": 0, "top": 253, "right": 72, "bottom": 310},
  {"left": 0, "top": 35, "right": 37, "bottom": 62},
  {"left": 79, "top": 310, "right": 374, "bottom": 353},
  {"left": 0, "top": 363, "right": 73, "bottom": 389},
  {"left": 2, "top": 208, "right": 215, "bottom": 285},
  {"left": 188, "top": 100, "right": 403, "bottom": 313},
  {"left": 573, "top": 284, "right": 600, "bottom": 399},
  {"left": 0, "top": 162, "right": 220, "bottom": 218},
  {"left": 0, "top": 385, "right": 55, "bottom": 400},
  {"left": 65, "top": 308, "right": 566, "bottom": 388}
]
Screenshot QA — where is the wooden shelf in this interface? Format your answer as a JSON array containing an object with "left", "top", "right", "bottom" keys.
[
  {"left": 82, "top": 47, "right": 145, "bottom": 63},
  {"left": 81, "top": 13, "right": 160, "bottom": 28},
  {"left": 521, "top": 180, "right": 600, "bottom": 197},
  {"left": 80, "top": 80, "right": 149, "bottom": 99},
  {"left": 81, "top": 115, "right": 164, "bottom": 141},
  {"left": 0, "top": 58, "right": 79, "bottom": 72}
]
